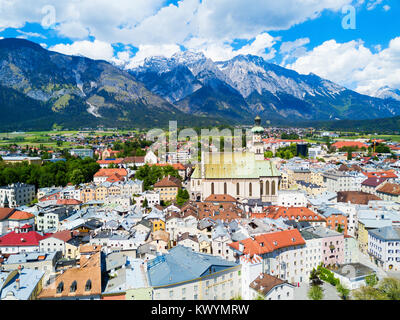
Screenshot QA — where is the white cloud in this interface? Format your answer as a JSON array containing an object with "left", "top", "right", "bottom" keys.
[
  {"left": 0, "top": 0, "right": 352, "bottom": 47},
  {"left": 280, "top": 37, "right": 310, "bottom": 64},
  {"left": 287, "top": 38, "right": 400, "bottom": 96},
  {"left": 49, "top": 40, "right": 115, "bottom": 61},
  {"left": 185, "top": 32, "right": 277, "bottom": 62},
  {"left": 125, "top": 44, "right": 182, "bottom": 69},
  {"left": 383, "top": 5, "right": 391, "bottom": 11}
]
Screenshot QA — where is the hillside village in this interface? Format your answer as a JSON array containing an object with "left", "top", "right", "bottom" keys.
[{"left": 1, "top": 120, "right": 400, "bottom": 300}]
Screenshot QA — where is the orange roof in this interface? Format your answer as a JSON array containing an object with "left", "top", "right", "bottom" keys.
[
  {"left": 363, "top": 171, "right": 398, "bottom": 179},
  {"left": 204, "top": 194, "right": 237, "bottom": 202},
  {"left": 332, "top": 141, "right": 368, "bottom": 149},
  {"left": 97, "top": 159, "right": 124, "bottom": 165},
  {"left": 8, "top": 210, "right": 35, "bottom": 221},
  {"left": 56, "top": 199, "right": 82, "bottom": 205},
  {"left": 265, "top": 206, "right": 326, "bottom": 222},
  {"left": 229, "top": 229, "right": 305, "bottom": 257},
  {"left": 94, "top": 168, "right": 128, "bottom": 177}
]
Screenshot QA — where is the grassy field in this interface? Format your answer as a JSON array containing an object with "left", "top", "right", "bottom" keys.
[{"left": 0, "top": 129, "right": 141, "bottom": 148}]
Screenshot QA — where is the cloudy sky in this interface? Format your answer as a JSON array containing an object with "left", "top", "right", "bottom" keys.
[{"left": 0, "top": 0, "right": 398, "bottom": 96}]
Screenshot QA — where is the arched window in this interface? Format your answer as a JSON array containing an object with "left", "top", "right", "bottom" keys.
[
  {"left": 70, "top": 280, "right": 77, "bottom": 293},
  {"left": 85, "top": 280, "right": 92, "bottom": 291},
  {"left": 266, "top": 181, "right": 270, "bottom": 195},
  {"left": 236, "top": 183, "right": 240, "bottom": 195},
  {"left": 260, "top": 182, "right": 263, "bottom": 196},
  {"left": 57, "top": 282, "right": 64, "bottom": 293},
  {"left": 211, "top": 182, "right": 215, "bottom": 195},
  {"left": 249, "top": 183, "right": 252, "bottom": 197},
  {"left": 271, "top": 181, "right": 276, "bottom": 195},
  {"left": 224, "top": 182, "right": 227, "bottom": 194}
]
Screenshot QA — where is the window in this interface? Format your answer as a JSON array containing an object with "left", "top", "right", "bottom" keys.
[
  {"left": 57, "top": 282, "right": 64, "bottom": 293},
  {"left": 266, "top": 181, "right": 270, "bottom": 195},
  {"left": 271, "top": 181, "right": 276, "bottom": 195},
  {"left": 85, "top": 280, "right": 92, "bottom": 291},
  {"left": 211, "top": 183, "right": 215, "bottom": 195},
  {"left": 224, "top": 183, "right": 227, "bottom": 194},
  {"left": 70, "top": 281, "right": 77, "bottom": 293},
  {"left": 249, "top": 183, "right": 252, "bottom": 197},
  {"left": 236, "top": 183, "right": 240, "bottom": 195}
]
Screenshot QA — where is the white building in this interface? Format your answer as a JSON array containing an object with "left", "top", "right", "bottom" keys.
[
  {"left": 323, "top": 170, "right": 364, "bottom": 193},
  {"left": 277, "top": 190, "right": 307, "bottom": 207},
  {"left": 0, "top": 183, "right": 36, "bottom": 208},
  {"left": 368, "top": 225, "right": 400, "bottom": 271},
  {"left": 134, "top": 191, "right": 160, "bottom": 207}
]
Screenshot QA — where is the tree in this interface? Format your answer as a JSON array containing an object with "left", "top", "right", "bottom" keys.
[
  {"left": 337, "top": 224, "right": 344, "bottom": 233},
  {"left": 336, "top": 283, "right": 350, "bottom": 300},
  {"left": 308, "top": 285, "right": 324, "bottom": 300},
  {"left": 347, "top": 150, "right": 352, "bottom": 161},
  {"left": 176, "top": 188, "right": 190, "bottom": 206},
  {"left": 142, "top": 198, "right": 148, "bottom": 208},
  {"left": 264, "top": 151, "right": 273, "bottom": 158},
  {"left": 69, "top": 169, "right": 85, "bottom": 186},
  {"left": 309, "top": 268, "right": 323, "bottom": 286},
  {"left": 378, "top": 278, "right": 400, "bottom": 300},
  {"left": 365, "top": 274, "right": 378, "bottom": 287},
  {"left": 353, "top": 286, "right": 389, "bottom": 300}
]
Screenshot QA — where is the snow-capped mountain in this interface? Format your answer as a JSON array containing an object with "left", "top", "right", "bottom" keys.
[
  {"left": 372, "top": 86, "right": 400, "bottom": 101},
  {"left": 129, "top": 51, "right": 400, "bottom": 122}
]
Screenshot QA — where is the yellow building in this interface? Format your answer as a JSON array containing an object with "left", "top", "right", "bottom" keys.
[
  {"left": 95, "top": 185, "right": 109, "bottom": 201},
  {"left": 154, "top": 176, "right": 182, "bottom": 202},
  {"left": 357, "top": 221, "right": 371, "bottom": 254},
  {"left": 151, "top": 219, "right": 166, "bottom": 232},
  {"left": 81, "top": 185, "right": 96, "bottom": 202},
  {"left": 65, "top": 242, "right": 81, "bottom": 260}
]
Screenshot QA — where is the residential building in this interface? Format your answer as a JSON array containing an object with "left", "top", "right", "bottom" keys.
[{"left": 0, "top": 183, "right": 35, "bottom": 208}]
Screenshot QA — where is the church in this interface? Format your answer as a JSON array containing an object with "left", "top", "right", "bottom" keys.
[{"left": 189, "top": 116, "right": 281, "bottom": 203}]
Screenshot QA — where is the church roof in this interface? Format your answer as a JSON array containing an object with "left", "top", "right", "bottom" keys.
[{"left": 192, "top": 152, "right": 280, "bottom": 179}]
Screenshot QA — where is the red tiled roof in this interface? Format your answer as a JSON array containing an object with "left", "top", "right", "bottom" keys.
[
  {"left": 97, "top": 159, "right": 124, "bottom": 165},
  {"left": 94, "top": 168, "right": 128, "bottom": 177},
  {"left": 8, "top": 211, "right": 35, "bottom": 221},
  {"left": 154, "top": 176, "right": 182, "bottom": 188},
  {"left": 56, "top": 199, "right": 82, "bottom": 205},
  {"left": 337, "top": 191, "right": 381, "bottom": 204},
  {"left": 361, "top": 177, "right": 388, "bottom": 187},
  {"left": 332, "top": 141, "right": 368, "bottom": 149},
  {"left": 0, "top": 231, "right": 52, "bottom": 247},
  {"left": 362, "top": 171, "right": 398, "bottom": 179},
  {"left": 51, "top": 230, "right": 73, "bottom": 242},
  {"left": 229, "top": 229, "right": 305, "bottom": 257},
  {"left": 376, "top": 183, "right": 400, "bottom": 196},
  {"left": 204, "top": 194, "right": 237, "bottom": 202},
  {"left": 265, "top": 206, "right": 326, "bottom": 222}
]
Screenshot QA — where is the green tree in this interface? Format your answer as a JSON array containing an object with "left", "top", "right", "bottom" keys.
[
  {"left": 308, "top": 285, "right": 324, "bottom": 300},
  {"left": 352, "top": 286, "right": 389, "bottom": 300},
  {"left": 142, "top": 198, "right": 148, "bottom": 208},
  {"left": 336, "top": 283, "right": 350, "bottom": 300},
  {"left": 69, "top": 169, "right": 85, "bottom": 186},
  {"left": 378, "top": 278, "right": 400, "bottom": 300},
  {"left": 264, "top": 151, "right": 273, "bottom": 158},
  {"left": 365, "top": 274, "right": 378, "bottom": 287}
]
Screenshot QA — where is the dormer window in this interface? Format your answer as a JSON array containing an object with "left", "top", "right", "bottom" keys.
[
  {"left": 85, "top": 280, "right": 92, "bottom": 291},
  {"left": 70, "top": 281, "right": 77, "bottom": 293},
  {"left": 273, "top": 241, "right": 278, "bottom": 246},
  {"left": 57, "top": 282, "right": 64, "bottom": 293}
]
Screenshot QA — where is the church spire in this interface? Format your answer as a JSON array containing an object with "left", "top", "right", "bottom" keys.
[{"left": 3, "top": 193, "right": 9, "bottom": 208}]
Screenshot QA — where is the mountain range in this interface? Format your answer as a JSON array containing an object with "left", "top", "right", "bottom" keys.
[{"left": 0, "top": 38, "right": 400, "bottom": 131}]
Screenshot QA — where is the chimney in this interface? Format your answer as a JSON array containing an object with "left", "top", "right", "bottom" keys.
[{"left": 16, "top": 278, "right": 20, "bottom": 290}]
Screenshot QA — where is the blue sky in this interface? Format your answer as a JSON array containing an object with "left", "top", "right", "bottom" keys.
[{"left": 0, "top": 0, "right": 398, "bottom": 95}]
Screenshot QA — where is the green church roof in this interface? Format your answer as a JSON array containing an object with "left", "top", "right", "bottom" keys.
[{"left": 192, "top": 152, "right": 280, "bottom": 179}]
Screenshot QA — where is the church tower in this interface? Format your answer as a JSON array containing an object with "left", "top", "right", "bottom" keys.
[{"left": 251, "top": 115, "right": 264, "bottom": 161}]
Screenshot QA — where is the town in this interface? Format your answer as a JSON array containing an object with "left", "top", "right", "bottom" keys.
[{"left": 0, "top": 118, "right": 400, "bottom": 301}]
